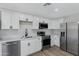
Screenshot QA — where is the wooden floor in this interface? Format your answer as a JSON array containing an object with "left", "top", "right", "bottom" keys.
[{"left": 31, "top": 46, "right": 73, "bottom": 56}]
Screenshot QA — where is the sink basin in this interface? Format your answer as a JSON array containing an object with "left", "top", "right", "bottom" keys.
[{"left": 25, "top": 36, "right": 32, "bottom": 38}]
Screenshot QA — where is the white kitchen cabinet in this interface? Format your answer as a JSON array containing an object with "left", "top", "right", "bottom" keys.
[
  {"left": 21, "top": 38, "right": 42, "bottom": 56},
  {"left": 19, "top": 14, "right": 33, "bottom": 22},
  {"left": 21, "top": 39, "right": 29, "bottom": 56},
  {"left": 11, "top": 12, "right": 19, "bottom": 29},
  {"left": 1, "top": 10, "right": 19, "bottom": 29},
  {"left": 28, "top": 38, "right": 42, "bottom": 55},
  {"left": 50, "top": 35, "right": 60, "bottom": 47},
  {"left": 48, "top": 20, "right": 57, "bottom": 29},
  {"left": 39, "top": 18, "right": 48, "bottom": 23},
  {"left": 32, "top": 17, "right": 39, "bottom": 29},
  {"left": 48, "top": 19, "right": 63, "bottom": 29},
  {"left": 51, "top": 36, "right": 54, "bottom": 47},
  {"left": 1, "top": 10, "right": 11, "bottom": 29},
  {"left": 26, "top": 15, "right": 33, "bottom": 22},
  {"left": 19, "top": 14, "right": 26, "bottom": 21}
]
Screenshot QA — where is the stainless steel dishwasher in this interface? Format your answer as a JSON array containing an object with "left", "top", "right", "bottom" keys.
[{"left": 2, "top": 41, "right": 20, "bottom": 56}]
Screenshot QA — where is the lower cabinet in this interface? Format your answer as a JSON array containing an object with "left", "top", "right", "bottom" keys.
[{"left": 21, "top": 38, "right": 42, "bottom": 56}]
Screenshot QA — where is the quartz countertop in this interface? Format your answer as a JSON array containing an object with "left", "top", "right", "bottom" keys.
[{"left": 0, "top": 36, "right": 41, "bottom": 43}]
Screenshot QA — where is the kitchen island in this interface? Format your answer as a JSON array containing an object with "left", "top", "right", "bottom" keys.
[{"left": 0, "top": 36, "right": 42, "bottom": 56}]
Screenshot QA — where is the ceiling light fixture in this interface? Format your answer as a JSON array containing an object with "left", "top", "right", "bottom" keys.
[
  {"left": 54, "top": 8, "right": 59, "bottom": 12},
  {"left": 42, "top": 3, "right": 52, "bottom": 6}
]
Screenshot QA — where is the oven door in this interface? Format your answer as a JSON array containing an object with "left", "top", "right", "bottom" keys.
[
  {"left": 43, "top": 39, "right": 50, "bottom": 46},
  {"left": 42, "top": 36, "right": 51, "bottom": 48}
]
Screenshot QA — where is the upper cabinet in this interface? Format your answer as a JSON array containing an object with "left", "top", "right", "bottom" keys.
[
  {"left": 19, "top": 13, "right": 26, "bottom": 21},
  {"left": 0, "top": 9, "right": 34, "bottom": 29},
  {"left": 1, "top": 10, "right": 11, "bottom": 29},
  {"left": 48, "top": 20, "right": 59, "bottom": 29},
  {"left": 0, "top": 9, "right": 64, "bottom": 30},
  {"left": 19, "top": 13, "right": 33, "bottom": 22},
  {"left": 32, "top": 17, "right": 39, "bottom": 29},
  {"left": 39, "top": 18, "right": 48, "bottom": 23},
  {"left": 0, "top": 10, "right": 19, "bottom": 29},
  {"left": 48, "top": 19, "right": 64, "bottom": 29},
  {"left": 26, "top": 15, "right": 33, "bottom": 22},
  {"left": 11, "top": 12, "right": 19, "bottom": 29},
  {"left": 19, "top": 13, "right": 34, "bottom": 29}
]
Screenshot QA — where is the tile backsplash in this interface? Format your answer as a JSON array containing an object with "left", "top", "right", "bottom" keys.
[
  {"left": 0, "top": 29, "right": 61, "bottom": 46},
  {"left": 0, "top": 29, "right": 25, "bottom": 38}
]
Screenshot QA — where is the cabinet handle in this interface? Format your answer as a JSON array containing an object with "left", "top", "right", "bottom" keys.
[
  {"left": 10, "top": 26, "right": 13, "bottom": 29},
  {"left": 28, "top": 43, "right": 30, "bottom": 46}
]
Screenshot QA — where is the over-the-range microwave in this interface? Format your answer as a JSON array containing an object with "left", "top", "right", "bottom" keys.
[{"left": 39, "top": 23, "right": 48, "bottom": 29}]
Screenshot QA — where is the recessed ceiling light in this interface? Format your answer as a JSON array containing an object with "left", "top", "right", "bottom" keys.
[{"left": 54, "top": 8, "right": 59, "bottom": 12}]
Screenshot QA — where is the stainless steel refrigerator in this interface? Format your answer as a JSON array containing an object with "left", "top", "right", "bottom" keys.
[
  {"left": 60, "top": 23, "right": 67, "bottom": 51},
  {"left": 60, "top": 22, "right": 79, "bottom": 55}
]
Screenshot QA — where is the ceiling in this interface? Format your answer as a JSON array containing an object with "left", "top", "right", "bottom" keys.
[{"left": 0, "top": 3, "right": 79, "bottom": 19}]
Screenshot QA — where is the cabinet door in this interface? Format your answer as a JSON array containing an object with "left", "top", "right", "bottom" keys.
[
  {"left": 19, "top": 14, "right": 26, "bottom": 21},
  {"left": 48, "top": 20, "right": 60, "bottom": 29},
  {"left": 32, "top": 17, "right": 39, "bottom": 29},
  {"left": 11, "top": 12, "right": 19, "bottom": 29},
  {"left": 1, "top": 11, "right": 11, "bottom": 29},
  {"left": 25, "top": 15, "right": 33, "bottom": 22},
  {"left": 21, "top": 40, "right": 29, "bottom": 56},
  {"left": 53, "top": 21, "right": 60, "bottom": 29},
  {"left": 51, "top": 36, "right": 54, "bottom": 47},
  {"left": 39, "top": 18, "right": 48, "bottom": 23},
  {"left": 48, "top": 19, "right": 64, "bottom": 29},
  {"left": 21, "top": 38, "right": 42, "bottom": 56},
  {"left": 34, "top": 39, "right": 42, "bottom": 51},
  {"left": 28, "top": 39, "right": 42, "bottom": 54},
  {"left": 48, "top": 20, "right": 53, "bottom": 29}
]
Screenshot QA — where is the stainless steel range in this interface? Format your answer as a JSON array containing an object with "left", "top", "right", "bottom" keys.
[{"left": 37, "top": 31, "right": 51, "bottom": 50}]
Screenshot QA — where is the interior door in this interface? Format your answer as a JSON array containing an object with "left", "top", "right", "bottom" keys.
[{"left": 67, "top": 23, "right": 78, "bottom": 55}]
